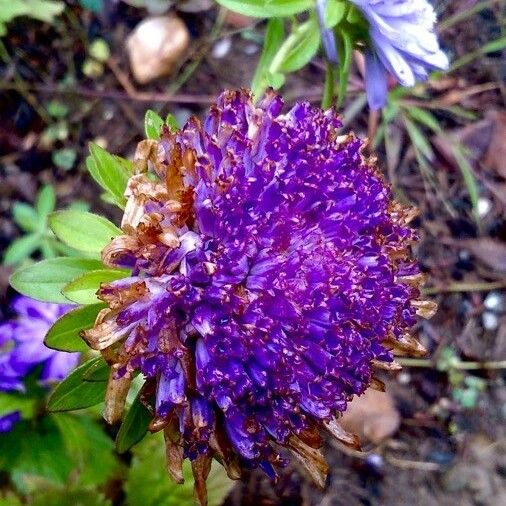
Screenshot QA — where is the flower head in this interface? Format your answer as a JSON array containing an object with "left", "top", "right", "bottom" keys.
[
  {"left": 84, "top": 90, "right": 435, "bottom": 503},
  {"left": 351, "top": 0, "right": 449, "bottom": 108}
]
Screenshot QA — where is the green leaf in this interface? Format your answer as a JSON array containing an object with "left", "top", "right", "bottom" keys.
[
  {"left": 47, "top": 100, "right": 69, "bottom": 118},
  {"left": 322, "top": 62, "right": 336, "bottom": 109},
  {"left": 165, "top": 113, "right": 179, "bottom": 132},
  {"left": 0, "top": 417, "right": 73, "bottom": 487},
  {"left": 89, "top": 38, "right": 110, "bottom": 63},
  {"left": 3, "top": 233, "right": 41, "bottom": 265},
  {"left": 216, "top": 0, "right": 312, "bottom": 18},
  {"left": 10, "top": 257, "right": 104, "bottom": 303},
  {"left": 271, "top": 17, "right": 320, "bottom": 74},
  {"left": 145, "top": 110, "right": 164, "bottom": 140},
  {"left": 482, "top": 35, "right": 506, "bottom": 54},
  {"left": 0, "top": 0, "right": 65, "bottom": 25},
  {"left": 12, "top": 202, "right": 40, "bottom": 232},
  {"left": 87, "top": 143, "right": 133, "bottom": 208},
  {"left": 62, "top": 268, "right": 128, "bottom": 304},
  {"left": 0, "top": 392, "right": 36, "bottom": 419},
  {"left": 336, "top": 28, "right": 353, "bottom": 106},
  {"left": 36, "top": 184, "right": 56, "bottom": 217},
  {"left": 29, "top": 489, "right": 111, "bottom": 506},
  {"left": 324, "top": 0, "right": 346, "bottom": 28},
  {"left": 47, "top": 357, "right": 107, "bottom": 412},
  {"left": 451, "top": 141, "right": 479, "bottom": 216},
  {"left": 81, "top": 357, "right": 110, "bottom": 382},
  {"left": 406, "top": 106, "right": 442, "bottom": 133},
  {"left": 403, "top": 116, "right": 434, "bottom": 160},
  {"left": 49, "top": 210, "right": 121, "bottom": 253},
  {"left": 53, "top": 147, "right": 77, "bottom": 170},
  {"left": 116, "top": 392, "right": 151, "bottom": 454},
  {"left": 45, "top": 303, "right": 105, "bottom": 352},
  {"left": 52, "top": 413, "right": 118, "bottom": 488},
  {"left": 251, "top": 18, "right": 285, "bottom": 99}
]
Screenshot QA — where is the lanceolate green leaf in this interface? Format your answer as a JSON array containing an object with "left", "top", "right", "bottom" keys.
[
  {"left": 35, "top": 184, "right": 56, "bottom": 217},
  {"left": 10, "top": 258, "right": 104, "bottom": 303},
  {"left": 12, "top": 202, "right": 40, "bottom": 232},
  {"left": 216, "top": 0, "right": 312, "bottom": 18},
  {"left": 116, "top": 393, "right": 151, "bottom": 454},
  {"left": 48, "top": 210, "right": 122, "bottom": 253},
  {"left": 87, "top": 143, "right": 133, "bottom": 208},
  {"left": 145, "top": 110, "right": 164, "bottom": 140},
  {"left": 337, "top": 28, "right": 353, "bottom": 106},
  {"left": 62, "top": 269, "right": 129, "bottom": 305},
  {"left": 82, "top": 357, "right": 110, "bottom": 382},
  {"left": 270, "top": 17, "right": 320, "bottom": 74},
  {"left": 47, "top": 357, "right": 107, "bottom": 412},
  {"left": 45, "top": 303, "right": 106, "bottom": 352},
  {"left": 3, "top": 233, "right": 41, "bottom": 265},
  {"left": 251, "top": 18, "right": 285, "bottom": 99}
]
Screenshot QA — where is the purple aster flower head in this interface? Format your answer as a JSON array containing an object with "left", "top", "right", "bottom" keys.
[
  {"left": 82, "top": 89, "right": 436, "bottom": 504},
  {"left": 351, "top": 0, "right": 449, "bottom": 109},
  {"left": 0, "top": 296, "right": 79, "bottom": 392}
]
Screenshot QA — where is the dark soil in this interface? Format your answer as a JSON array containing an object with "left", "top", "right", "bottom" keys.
[{"left": 0, "top": 1, "right": 505, "bottom": 505}]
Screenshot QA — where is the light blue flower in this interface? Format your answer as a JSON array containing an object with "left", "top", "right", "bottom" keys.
[{"left": 351, "top": 0, "right": 449, "bottom": 108}]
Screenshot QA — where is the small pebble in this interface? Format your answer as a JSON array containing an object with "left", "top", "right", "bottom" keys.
[
  {"left": 243, "top": 43, "right": 259, "bottom": 56},
  {"left": 458, "top": 250, "right": 471, "bottom": 261},
  {"left": 366, "top": 453, "right": 384, "bottom": 468},
  {"left": 477, "top": 197, "right": 492, "bottom": 217},
  {"left": 127, "top": 16, "right": 190, "bottom": 84},
  {"left": 482, "top": 311, "right": 499, "bottom": 330},
  {"left": 484, "top": 291, "right": 504, "bottom": 312},
  {"left": 397, "top": 371, "right": 411, "bottom": 385},
  {"left": 211, "top": 38, "right": 232, "bottom": 59}
]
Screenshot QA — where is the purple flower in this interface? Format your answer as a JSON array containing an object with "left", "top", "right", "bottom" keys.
[
  {"left": 83, "top": 90, "right": 435, "bottom": 501},
  {"left": 0, "top": 411, "right": 21, "bottom": 433},
  {"left": 351, "top": 0, "right": 449, "bottom": 109},
  {"left": 0, "top": 296, "right": 80, "bottom": 392}
]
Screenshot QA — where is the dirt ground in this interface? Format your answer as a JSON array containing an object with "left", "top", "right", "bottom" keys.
[{"left": 0, "top": 2, "right": 505, "bottom": 505}]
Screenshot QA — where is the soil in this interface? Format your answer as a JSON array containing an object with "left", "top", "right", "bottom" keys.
[{"left": 0, "top": 1, "right": 505, "bottom": 505}]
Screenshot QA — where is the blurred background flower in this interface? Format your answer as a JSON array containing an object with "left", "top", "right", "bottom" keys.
[
  {"left": 0, "top": 296, "right": 79, "bottom": 431},
  {"left": 351, "top": 0, "right": 449, "bottom": 109}
]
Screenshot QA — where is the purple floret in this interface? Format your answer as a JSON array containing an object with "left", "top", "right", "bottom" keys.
[{"left": 86, "top": 90, "right": 427, "bottom": 481}]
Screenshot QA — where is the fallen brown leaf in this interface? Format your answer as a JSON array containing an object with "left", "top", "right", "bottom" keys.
[{"left": 339, "top": 389, "right": 400, "bottom": 445}]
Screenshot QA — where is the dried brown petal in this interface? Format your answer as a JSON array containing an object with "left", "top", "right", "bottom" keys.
[
  {"left": 81, "top": 309, "right": 127, "bottom": 350},
  {"left": 208, "top": 431, "right": 242, "bottom": 480},
  {"left": 369, "top": 376, "right": 386, "bottom": 392},
  {"left": 323, "top": 417, "right": 361, "bottom": 450},
  {"left": 191, "top": 454, "right": 213, "bottom": 506},
  {"left": 102, "top": 235, "right": 140, "bottom": 268},
  {"left": 103, "top": 369, "right": 132, "bottom": 424},
  {"left": 371, "top": 359, "right": 402, "bottom": 371},
  {"left": 288, "top": 435, "right": 328, "bottom": 489},
  {"left": 164, "top": 418, "right": 184, "bottom": 484},
  {"left": 411, "top": 299, "right": 438, "bottom": 319}
]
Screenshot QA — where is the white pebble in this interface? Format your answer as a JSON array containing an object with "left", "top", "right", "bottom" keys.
[
  {"left": 477, "top": 197, "right": 492, "bottom": 217},
  {"left": 211, "top": 38, "right": 232, "bottom": 59},
  {"left": 397, "top": 371, "right": 411, "bottom": 385},
  {"left": 243, "top": 43, "right": 258, "bottom": 56},
  {"left": 484, "top": 291, "right": 504, "bottom": 312},
  {"left": 482, "top": 311, "right": 499, "bottom": 330}
]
